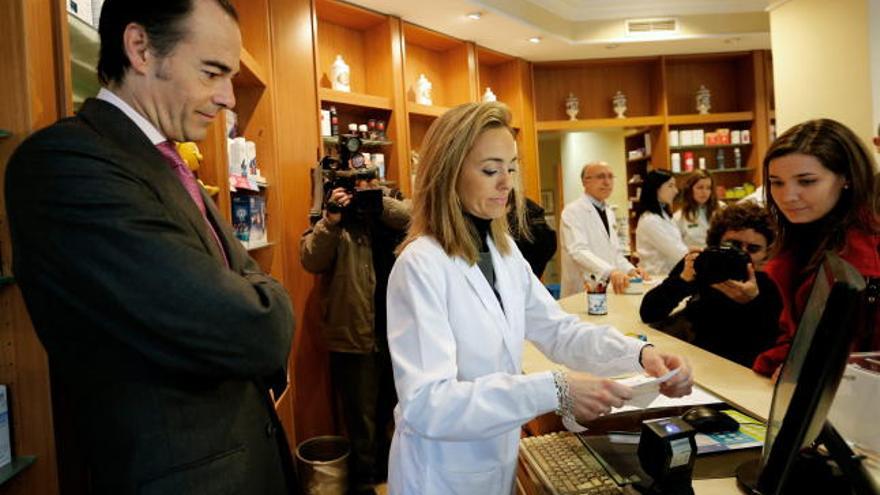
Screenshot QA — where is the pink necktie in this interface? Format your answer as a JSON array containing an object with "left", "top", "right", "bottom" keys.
[{"left": 156, "top": 141, "right": 230, "bottom": 268}]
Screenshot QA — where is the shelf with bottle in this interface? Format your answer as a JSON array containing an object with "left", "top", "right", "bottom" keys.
[
  {"left": 314, "top": 0, "right": 394, "bottom": 99},
  {"left": 664, "top": 53, "right": 756, "bottom": 116},
  {"left": 319, "top": 88, "right": 393, "bottom": 111},
  {"left": 322, "top": 135, "right": 392, "bottom": 148},
  {"left": 670, "top": 143, "right": 752, "bottom": 151},
  {"left": 402, "top": 22, "right": 475, "bottom": 110},
  {"left": 536, "top": 116, "right": 664, "bottom": 132},
  {"left": 532, "top": 57, "right": 664, "bottom": 122}
]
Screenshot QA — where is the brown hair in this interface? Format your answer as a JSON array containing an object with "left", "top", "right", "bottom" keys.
[
  {"left": 706, "top": 201, "right": 775, "bottom": 248},
  {"left": 680, "top": 170, "right": 720, "bottom": 223},
  {"left": 398, "top": 102, "right": 525, "bottom": 264},
  {"left": 763, "top": 118, "right": 879, "bottom": 269}
]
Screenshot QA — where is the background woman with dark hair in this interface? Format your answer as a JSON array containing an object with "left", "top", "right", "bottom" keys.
[
  {"left": 640, "top": 202, "right": 782, "bottom": 367},
  {"left": 674, "top": 170, "right": 724, "bottom": 249},
  {"left": 636, "top": 169, "right": 688, "bottom": 276},
  {"left": 753, "top": 118, "right": 880, "bottom": 377}
]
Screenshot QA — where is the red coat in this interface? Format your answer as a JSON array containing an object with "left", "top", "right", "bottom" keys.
[{"left": 752, "top": 225, "right": 880, "bottom": 376}]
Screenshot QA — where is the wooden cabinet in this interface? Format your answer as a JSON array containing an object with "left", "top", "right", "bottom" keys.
[
  {"left": 313, "top": 0, "right": 408, "bottom": 194},
  {"left": 476, "top": 47, "right": 541, "bottom": 200},
  {"left": 534, "top": 50, "right": 774, "bottom": 242}
]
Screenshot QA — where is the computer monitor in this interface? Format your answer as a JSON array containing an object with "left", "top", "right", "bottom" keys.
[{"left": 737, "top": 252, "right": 878, "bottom": 494}]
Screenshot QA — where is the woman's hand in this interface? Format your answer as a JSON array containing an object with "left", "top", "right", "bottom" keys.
[
  {"left": 711, "top": 264, "right": 759, "bottom": 304},
  {"left": 639, "top": 346, "right": 694, "bottom": 398},
  {"left": 567, "top": 372, "right": 633, "bottom": 422}
]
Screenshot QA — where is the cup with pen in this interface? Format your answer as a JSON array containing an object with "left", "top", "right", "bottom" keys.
[{"left": 584, "top": 274, "right": 608, "bottom": 316}]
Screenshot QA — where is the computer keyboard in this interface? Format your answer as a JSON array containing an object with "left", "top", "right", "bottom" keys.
[{"left": 520, "top": 432, "right": 624, "bottom": 495}]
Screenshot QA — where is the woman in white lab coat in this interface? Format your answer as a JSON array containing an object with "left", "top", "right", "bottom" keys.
[
  {"left": 636, "top": 170, "right": 689, "bottom": 276},
  {"left": 386, "top": 102, "right": 693, "bottom": 495},
  {"left": 673, "top": 170, "right": 724, "bottom": 249}
]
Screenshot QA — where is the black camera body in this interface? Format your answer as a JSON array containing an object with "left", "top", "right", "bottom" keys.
[
  {"left": 693, "top": 243, "right": 750, "bottom": 285},
  {"left": 312, "top": 134, "right": 382, "bottom": 217}
]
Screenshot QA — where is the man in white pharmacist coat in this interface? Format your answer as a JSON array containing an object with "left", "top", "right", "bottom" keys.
[{"left": 561, "top": 161, "right": 647, "bottom": 296}]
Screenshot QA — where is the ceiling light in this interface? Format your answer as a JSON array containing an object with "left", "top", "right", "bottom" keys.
[
  {"left": 528, "top": 37, "right": 542, "bottom": 44},
  {"left": 467, "top": 12, "right": 482, "bottom": 20}
]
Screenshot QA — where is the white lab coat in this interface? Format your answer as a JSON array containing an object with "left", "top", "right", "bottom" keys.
[
  {"left": 636, "top": 211, "right": 688, "bottom": 277},
  {"left": 386, "top": 234, "right": 645, "bottom": 495},
  {"left": 560, "top": 195, "right": 634, "bottom": 297},
  {"left": 673, "top": 207, "right": 710, "bottom": 249}
]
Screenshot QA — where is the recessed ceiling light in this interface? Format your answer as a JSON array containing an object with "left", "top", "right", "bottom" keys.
[
  {"left": 528, "top": 36, "right": 542, "bottom": 44},
  {"left": 467, "top": 12, "right": 482, "bottom": 20}
]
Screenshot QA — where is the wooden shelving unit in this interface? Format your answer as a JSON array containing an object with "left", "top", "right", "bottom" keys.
[
  {"left": 536, "top": 116, "right": 665, "bottom": 132},
  {"left": 475, "top": 47, "right": 540, "bottom": 199},
  {"left": 533, "top": 50, "right": 774, "bottom": 237},
  {"left": 401, "top": 22, "right": 478, "bottom": 192},
  {"left": 318, "top": 88, "right": 393, "bottom": 111},
  {"left": 313, "top": 0, "right": 408, "bottom": 194}
]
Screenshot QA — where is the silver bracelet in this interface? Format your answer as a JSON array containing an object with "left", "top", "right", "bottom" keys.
[{"left": 551, "top": 370, "right": 575, "bottom": 421}]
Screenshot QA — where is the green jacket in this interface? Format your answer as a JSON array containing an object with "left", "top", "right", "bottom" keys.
[{"left": 300, "top": 194, "right": 410, "bottom": 352}]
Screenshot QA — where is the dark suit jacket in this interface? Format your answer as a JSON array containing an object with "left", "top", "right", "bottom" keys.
[{"left": 4, "top": 98, "right": 297, "bottom": 494}]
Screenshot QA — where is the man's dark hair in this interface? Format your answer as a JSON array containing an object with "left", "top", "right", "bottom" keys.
[
  {"left": 706, "top": 201, "right": 775, "bottom": 248},
  {"left": 97, "top": 0, "right": 238, "bottom": 86}
]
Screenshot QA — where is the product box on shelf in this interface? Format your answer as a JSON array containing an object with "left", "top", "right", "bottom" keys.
[
  {"left": 0, "top": 385, "right": 11, "bottom": 468},
  {"left": 232, "top": 195, "right": 267, "bottom": 248}
]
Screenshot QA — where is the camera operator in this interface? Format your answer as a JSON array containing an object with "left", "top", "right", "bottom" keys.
[
  {"left": 300, "top": 174, "right": 410, "bottom": 495},
  {"left": 639, "top": 202, "right": 782, "bottom": 367}
]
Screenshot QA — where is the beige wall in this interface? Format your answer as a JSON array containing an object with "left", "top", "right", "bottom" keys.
[
  {"left": 560, "top": 130, "right": 627, "bottom": 217},
  {"left": 770, "top": 0, "right": 877, "bottom": 149}
]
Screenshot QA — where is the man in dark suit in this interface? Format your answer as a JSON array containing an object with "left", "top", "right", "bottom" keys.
[{"left": 4, "top": 1, "right": 296, "bottom": 493}]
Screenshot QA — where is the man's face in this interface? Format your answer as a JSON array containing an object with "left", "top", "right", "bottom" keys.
[
  {"left": 582, "top": 165, "right": 614, "bottom": 201},
  {"left": 141, "top": 0, "right": 241, "bottom": 142}
]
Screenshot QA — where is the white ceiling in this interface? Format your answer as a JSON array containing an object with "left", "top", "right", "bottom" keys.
[
  {"left": 517, "top": 0, "right": 771, "bottom": 21},
  {"left": 346, "top": 0, "right": 772, "bottom": 61}
]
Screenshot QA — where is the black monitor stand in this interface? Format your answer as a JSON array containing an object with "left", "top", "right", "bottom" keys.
[{"left": 736, "top": 421, "right": 877, "bottom": 495}]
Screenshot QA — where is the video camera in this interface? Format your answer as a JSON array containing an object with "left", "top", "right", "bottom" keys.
[
  {"left": 693, "top": 243, "right": 750, "bottom": 286},
  {"left": 310, "top": 134, "right": 383, "bottom": 221}
]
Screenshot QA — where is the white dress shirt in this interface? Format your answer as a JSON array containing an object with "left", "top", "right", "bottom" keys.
[{"left": 96, "top": 88, "right": 166, "bottom": 145}]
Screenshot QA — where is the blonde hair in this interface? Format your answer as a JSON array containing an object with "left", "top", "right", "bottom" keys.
[{"left": 398, "top": 102, "right": 526, "bottom": 264}]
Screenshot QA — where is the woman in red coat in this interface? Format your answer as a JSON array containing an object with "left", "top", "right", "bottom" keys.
[{"left": 752, "top": 119, "right": 880, "bottom": 377}]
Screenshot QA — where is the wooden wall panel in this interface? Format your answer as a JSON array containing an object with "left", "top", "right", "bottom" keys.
[
  {"left": 533, "top": 60, "right": 661, "bottom": 121},
  {"left": 403, "top": 43, "right": 451, "bottom": 106},
  {"left": 0, "top": 0, "right": 63, "bottom": 493},
  {"left": 316, "top": 20, "right": 368, "bottom": 93},
  {"left": 269, "top": 0, "right": 335, "bottom": 445},
  {"left": 664, "top": 55, "right": 752, "bottom": 115}
]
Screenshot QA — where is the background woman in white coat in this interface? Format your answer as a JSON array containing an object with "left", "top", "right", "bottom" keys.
[
  {"left": 636, "top": 170, "right": 689, "bottom": 276},
  {"left": 673, "top": 170, "right": 724, "bottom": 249},
  {"left": 385, "top": 102, "right": 693, "bottom": 495}
]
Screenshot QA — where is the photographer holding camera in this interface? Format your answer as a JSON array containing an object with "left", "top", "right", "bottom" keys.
[
  {"left": 639, "top": 202, "right": 782, "bottom": 367},
  {"left": 300, "top": 143, "right": 410, "bottom": 494}
]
